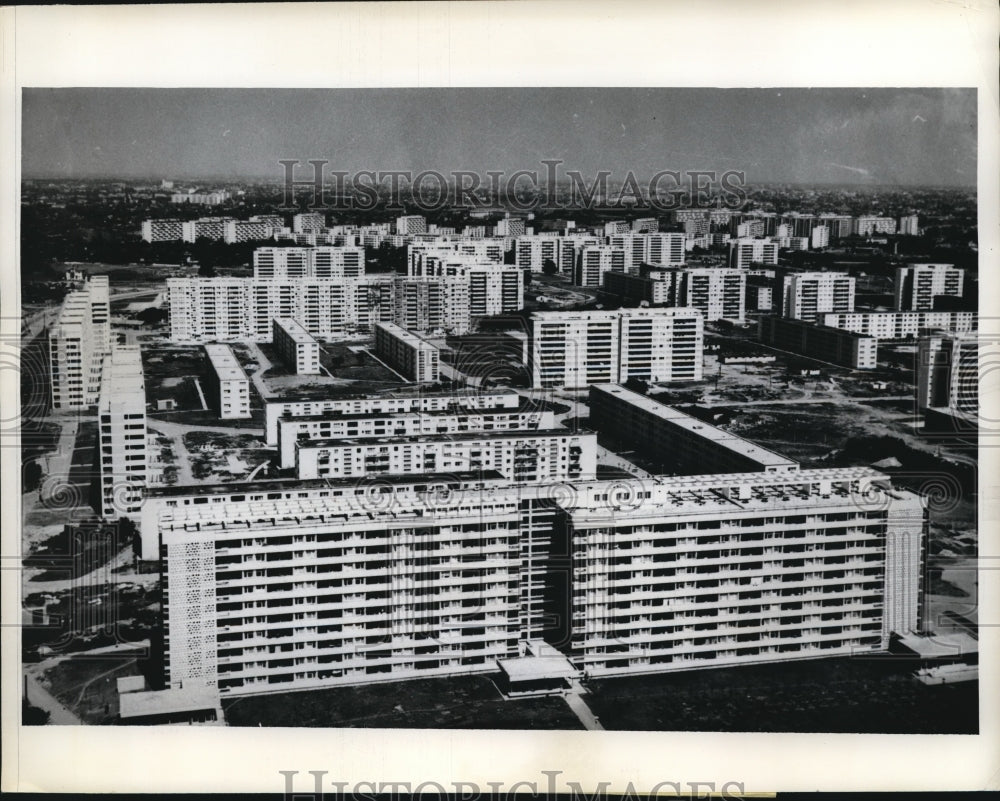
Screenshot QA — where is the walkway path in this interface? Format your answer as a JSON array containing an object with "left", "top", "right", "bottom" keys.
[
  {"left": 246, "top": 342, "right": 276, "bottom": 401},
  {"left": 192, "top": 377, "right": 209, "bottom": 410},
  {"left": 23, "top": 673, "right": 82, "bottom": 725},
  {"left": 563, "top": 690, "right": 604, "bottom": 731}
]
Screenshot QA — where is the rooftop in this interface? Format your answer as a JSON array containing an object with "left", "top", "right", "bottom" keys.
[
  {"left": 119, "top": 685, "right": 221, "bottom": 720},
  {"left": 273, "top": 317, "right": 318, "bottom": 345},
  {"left": 591, "top": 384, "right": 797, "bottom": 469},
  {"left": 204, "top": 343, "right": 249, "bottom": 381}
]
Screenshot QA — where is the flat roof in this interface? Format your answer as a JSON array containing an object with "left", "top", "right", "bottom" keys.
[
  {"left": 274, "top": 317, "right": 318, "bottom": 345},
  {"left": 498, "top": 652, "right": 578, "bottom": 682},
  {"left": 531, "top": 307, "right": 702, "bottom": 321},
  {"left": 375, "top": 321, "right": 437, "bottom": 349},
  {"left": 119, "top": 685, "right": 220, "bottom": 719},
  {"left": 277, "top": 400, "right": 544, "bottom": 425},
  {"left": 145, "top": 470, "right": 508, "bottom": 499},
  {"left": 204, "top": 343, "right": 249, "bottom": 381},
  {"left": 895, "top": 632, "right": 978, "bottom": 658},
  {"left": 266, "top": 388, "right": 518, "bottom": 407},
  {"left": 300, "top": 428, "right": 591, "bottom": 449},
  {"left": 591, "top": 384, "right": 796, "bottom": 469}
]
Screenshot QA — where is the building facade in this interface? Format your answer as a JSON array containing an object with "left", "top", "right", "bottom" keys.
[
  {"left": 204, "top": 343, "right": 251, "bottom": 419},
  {"left": 374, "top": 322, "right": 441, "bottom": 383},
  {"left": 48, "top": 276, "right": 111, "bottom": 411},
  {"left": 96, "top": 346, "right": 148, "bottom": 520},
  {"left": 758, "top": 316, "right": 877, "bottom": 369},
  {"left": 272, "top": 318, "right": 321, "bottom": 375},
  {"left": 781, "top": 272, "right": 856, "bottom": 323},
  {"left": 894, "top": 264, "right": 965, "bottom": 311}
]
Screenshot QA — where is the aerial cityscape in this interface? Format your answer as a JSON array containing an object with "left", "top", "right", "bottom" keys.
[{"left": 18, "top": 87, "right": 979, "bottom": 732}]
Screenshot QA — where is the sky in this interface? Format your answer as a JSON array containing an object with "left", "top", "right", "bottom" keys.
[{"left": 21, "top": 88, "right": 976, "bottom": 187}]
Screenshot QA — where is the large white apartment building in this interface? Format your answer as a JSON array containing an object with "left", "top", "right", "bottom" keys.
[
  {"left": 293, "top": 212, "right": 325, "bottom": 233},
  {"left": 96, "top": 346, "right": 147, "bottom": 520},
  {"left": 204, "top": 344, "right": 251, "bottom": 419},
  {"left": 48, "top": 276, "right": 111, "bottom": 411},
  {"left": 181, "top": 217, "right": 232, "bottom": 242},
  {"left": 575, "top": 245, "right": 627, "bottom": 287},
  {"left": 275, "top": 403, "right": 555, "bottom": 468},
  {"left": 167, "top": 276, "right": 396, "bottom": 342},
  {"left": 141, "top": 219, "right": 184, "bottom": 243},
  {"left": 253, "top": 247, "right": 365, "bottom": 279},
  {"left": 853, "top": 216, "right": 897, "bottom": 236},
  {"left": 272, "top": 318, "right": 321, "bottom": 375},
  {"left": 408, "top": 239, "right": 507, "bottom": 267},
  {"left": 374, "top": 322, "right": 440, "bottom": 383},
  {"left": 564, "top": 467, "right": 923, "bottom": 678},
  {"left": 611, "top": 266, "right": 745, "bottom": 323},
  {"left": 143, "top": 464, "right": 924, "bottom": 695},
  {"left": 223, "top": 218, "right": 276, "bottom": 244},
  {"left": 917, "top": 333, "right": 978, "bottom": 416},
  {"left": 821, "top": 311, "right": 977, "bottom": 340},
  {"left": 728, "top": 239, "right": 779, "bottom": 269},
  {"left": 781, "top": 271, "right": 855, "bottom": 323},
  {"left": 529, "top": 308, "right": 704, "bottom": 389},
  {"left": 404, "top": 253, "right": 524, "bottom": 318},
  {"left": 894, "top": 264, "right": 965, "bottom": 311},
  {"left": 294, "top": 429, "right": 598, "bottom": 482},
  {"left": 607, "top": 233, "right": 686, "bottom": 270},
  {"left": 396, "top": 215, "right": 428, "bottom": 235},
  {"left": 263, "top": 389, "right": 522, "bottom": 445}
]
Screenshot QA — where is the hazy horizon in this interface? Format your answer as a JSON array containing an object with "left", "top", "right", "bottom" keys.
[{"left": 21, "top": 88, "right": 977, "bottom": 188}]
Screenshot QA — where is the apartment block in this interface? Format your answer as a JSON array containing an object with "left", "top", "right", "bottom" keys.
[
  {"left": 602, "top": 270, "right": 673, "bottom": 306},
  {"left": 729, "top": 239, "right": 779, "bottom": 269},
  {"left": 293, "top": 212, "right": 326, "bottom": 233},
  {"left": 404, "top": 254, "right": 523, "bottom": 318},
  {"left": 166, "top": 276, "right": 396, "bottom": 342},
  {"left": 96, "top": 347, "right": 148, "bottom": 520},
  {"left": 607, "top": 233, "right": 687, "bottom": 270},
  {"left": 272, "top": 318, "right": 321, "bottom": 375},
  {"left": 141, "top": 219, "right": 184, "bottom": 243},
  {"left": 204, "top": 344, "right": 251, "bottom": 419},
  {"left": 821, "top": 311, "right": 977, "bottom": 340},
  {"left": 589, "top": 384, "right": 798, "bottom": 475},
  {"left": 181, "top": 217, "right": 232, "bottom": 242},
  {"left": 853, "top": 216, "right": 897, "bottom": 236},
  {"left": 563, "top": 467, "right": 924, "bottom": 678},
  {"left": 223, "top": 219, "right": 275, "bottom": 244},
  {"left": 48, "top": 276, "right": 111, "bottom": 411},
  {"left": 758, "top": 316, "right": 877, "bottom": 369},
  {"left": 635, "top": 267, "right": 746, "bottom": 323},
  {"left": 917, "top": 334, "right": 978, "bottom": 416},
  {"left": 515, "top": 236, "right": 561, "bottom": 272},
  {"left": 295, "top": 429, "right": 598, "bottom": 482},
  {"left": 746, "top": 283, "right": 773, "bottom": 312},
  {"left": 374, "top": 322, "right": 440, "bottom": 383},
  {"left": 894, "top": 264, "right": 965, "bottom": 311},
  {"left": 781, "top": 272, "right": 855, "bottom": 323},
  {"left": 263, "top": 390, "right": 522, "bottom": 445},
  {"left": 529, "top": 308, "right": 704, "bottom": 389},
  {"left": 810, "top": 226, "right": 830, "bottom": 250},
  {"left": 575, "top": 246, "right": 626, "bottom": 287},
  {"left": 898, "top": 215, "right": 920, "bottom": 236},
  {"left": 254, "top": 247, "right": 365, "bottom": 279},
  {"left": 396, "top": 215, "right": 428, "bottom": 235},
  {"left": 149, "top": 472, "right": 524, "bottom": 694},
  {"left": 276, "top": 403, "right": 556, "bottom": 469}
]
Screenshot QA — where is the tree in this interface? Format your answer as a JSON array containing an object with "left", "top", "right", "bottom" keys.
[
  {"left": 542, "top": 258, "right": 558, "bottom": 276},
  {"left": 197, "top": 263, "right": 216, "bottom": 277},
  {"left": 23, "top": 461, "right": 43, "bottom": 493}
]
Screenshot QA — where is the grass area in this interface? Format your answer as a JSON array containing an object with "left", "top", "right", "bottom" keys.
[
  {"left": 183, "top": 431, "right": 277, "bottom": 481},
  {"left": 223, "top": 673, "right": 582, "bottom": 730},
  {"left": 40, "top": 652, "right": 145, "bottom": 724},
  {"left": 584, "top": 657, "right": 977, "bottom": 733}
]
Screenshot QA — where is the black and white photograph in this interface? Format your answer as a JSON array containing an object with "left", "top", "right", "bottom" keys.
[{"left": 2, "top": 2, "right": 998, "bottom": 796}]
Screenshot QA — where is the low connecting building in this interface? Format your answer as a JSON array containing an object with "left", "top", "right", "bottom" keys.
[
  {"left": 272, "top": 318, "right": 321, "bottom": 375},
  {"left": 374, "top": 322, "right": 440, "bottom": 383},
  {"left": 203, "top": 344, "right": 251, "bottom": 419},
  {"left": 758, "top": 316, "right": 877, "bottom": 369},
  {"left": 917, "top": 333, "right": 978, "bottom": 427},
  {"left": 589, "top": 384, "right": 798, "bottom": 475},
  {"left": 294, "top": 429, "right": 598, "bottom": 482}
]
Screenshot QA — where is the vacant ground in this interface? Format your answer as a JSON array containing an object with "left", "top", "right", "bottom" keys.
[
  {"left": 223, "top": 673, "right": 582, "bottom": 729},
  {"left": 584, "top": 657, "right": 977, "bottom": 733}
]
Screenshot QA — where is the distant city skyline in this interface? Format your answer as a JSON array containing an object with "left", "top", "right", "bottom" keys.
[{"left": 22, "top": 88, "right": 976, "bottom": 187}]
